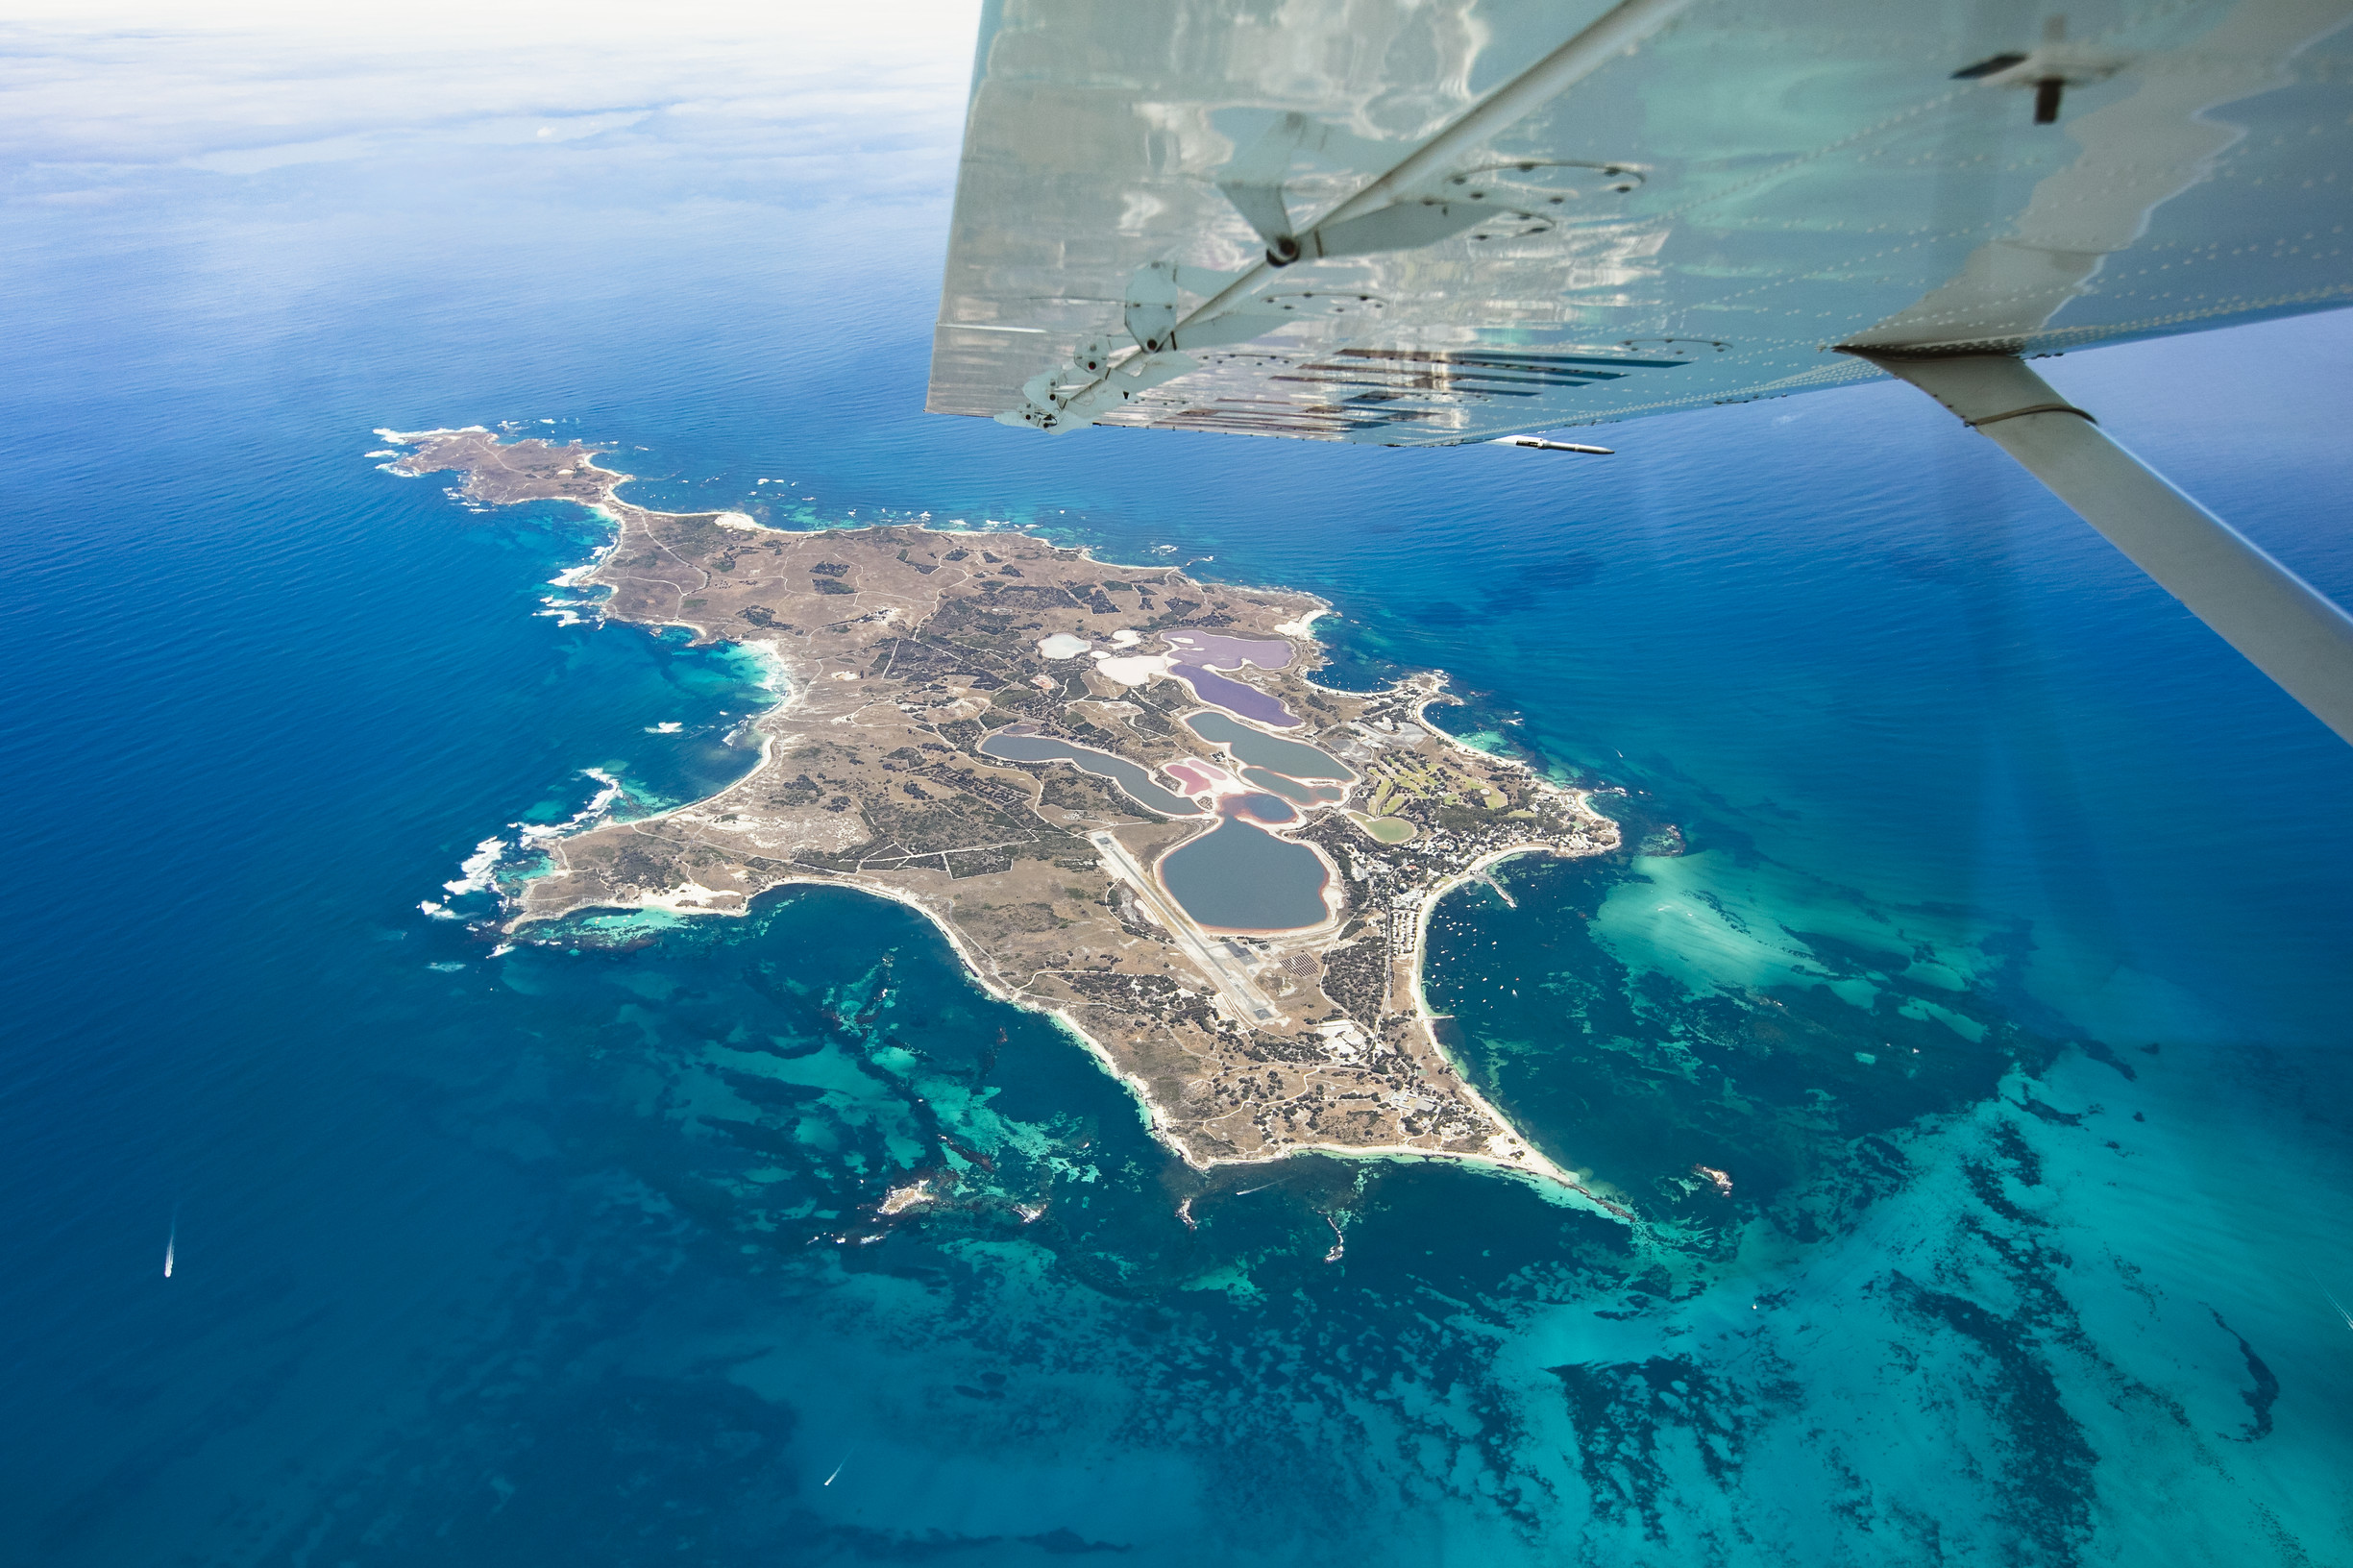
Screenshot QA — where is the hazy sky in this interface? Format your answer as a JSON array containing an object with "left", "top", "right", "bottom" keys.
[{"left": 4, "top": 3, "right": 984, "bottom": 185}]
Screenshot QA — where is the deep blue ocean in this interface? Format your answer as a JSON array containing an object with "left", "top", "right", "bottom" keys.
[{"left": 5, "top": 17, "right": 2351, "bottom": 1564}]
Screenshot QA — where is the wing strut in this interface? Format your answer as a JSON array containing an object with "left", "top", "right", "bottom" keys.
[{"left": 1854, "top": 352, "right": 2353, "bottom": 745}]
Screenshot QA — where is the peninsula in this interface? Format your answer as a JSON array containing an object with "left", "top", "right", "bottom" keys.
[{"left": 385, "top": 428, "right": 1623, "bottom": 1201}]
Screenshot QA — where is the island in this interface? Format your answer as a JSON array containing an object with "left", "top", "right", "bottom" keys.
[{"left": 384, "top": 427, "right": 1624, "bottom": 1206}]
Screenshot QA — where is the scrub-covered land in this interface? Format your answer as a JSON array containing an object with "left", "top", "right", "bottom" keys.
[{"left": 390, "top": 428, "right": 1622, "bottom": 1202}]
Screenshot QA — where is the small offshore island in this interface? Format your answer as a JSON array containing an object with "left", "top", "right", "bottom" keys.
[{"left": 386, "top": 429, "right": 1624, "bottom": 1206}]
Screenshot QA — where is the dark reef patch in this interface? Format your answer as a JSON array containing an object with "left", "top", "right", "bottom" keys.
[
  {"left": 1548, "top": 1354, "right": 1775, "bottom": 1540},
  {"left": 1880, "top": 1272, "right": 2096, "bottom": 1563},
  {"left": 2212, "top": 1311, "right": 2280, "bottom": 1441}
]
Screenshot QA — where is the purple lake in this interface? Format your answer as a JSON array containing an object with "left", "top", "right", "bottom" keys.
[
  {"left": 1170, "top": 664, "right": 1300, "bottom": 727},
  {"left": 1160, "top": 631, "right": 1292, "bottom": 671}
]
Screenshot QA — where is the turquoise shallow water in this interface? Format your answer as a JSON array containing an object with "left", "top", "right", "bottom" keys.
[{"left": 5, "top": 19, "right": 2353, "bottom": 1566}]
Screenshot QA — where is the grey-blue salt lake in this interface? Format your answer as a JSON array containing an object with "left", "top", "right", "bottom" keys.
[
  {"left": 1157, "top": 818, "right": 1331, "bottom": 931},
  {"left": 1185, "top": 712, "right": 1356, "bottom": 780},
  {"left": 976, "top": 730, "right": 1198, "bottom": 817},
  {"left": 1241, "top": 767, "right": 1345, "bottom": 805}
]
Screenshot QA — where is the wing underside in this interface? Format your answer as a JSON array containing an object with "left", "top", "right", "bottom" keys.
[{"left": 927, "top": 0, "right": 2353, "bottom": 445}]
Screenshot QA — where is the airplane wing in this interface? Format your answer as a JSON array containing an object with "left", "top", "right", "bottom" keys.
[
  {"left": 926, "top": 0, "right": 2353, "bottom": 745},
  {"left": 927, "top": 0, "right": 2350, "bottom": 446}
]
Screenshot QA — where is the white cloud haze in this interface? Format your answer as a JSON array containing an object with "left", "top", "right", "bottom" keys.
[{"left": 3, "top": 2, "right": 982, "bottom": 195}]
